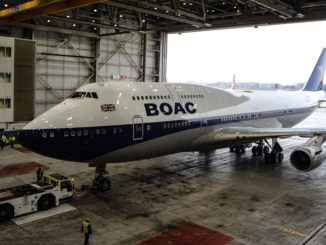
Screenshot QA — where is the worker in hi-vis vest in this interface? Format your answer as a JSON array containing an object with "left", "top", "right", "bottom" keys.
[{"left": 81, "top": 217, "right": 92, "bottom": 245}]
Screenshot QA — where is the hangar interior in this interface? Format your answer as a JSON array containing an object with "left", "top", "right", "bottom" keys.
[
  {"left": 0, "top": 0, "right": 326, "bottom": 128},
  {"left": 1, "top": 1, "right": 326, "bottom": 245}
]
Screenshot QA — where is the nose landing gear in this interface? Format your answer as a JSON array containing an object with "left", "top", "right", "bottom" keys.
[{"left": 88, "top": 162, "right": 111, "bottom": 192}]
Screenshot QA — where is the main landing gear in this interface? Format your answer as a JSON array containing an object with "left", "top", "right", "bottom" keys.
[
  {"left": 88, "top": 162, "right": 111, "bottom": 192},
  {"left": 252, "top": 139, "right": 284, "bottom": 164},
  {"left": 229, "top": 144, "right": 251, "bottom": 153}
]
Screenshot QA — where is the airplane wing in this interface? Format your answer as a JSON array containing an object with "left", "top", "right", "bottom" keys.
[{"left": 191, "top": 127, "right": 326, "bottom": 146}]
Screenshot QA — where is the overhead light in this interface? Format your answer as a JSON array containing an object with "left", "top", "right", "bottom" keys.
[
  {"left": 47, "top": 19, "right": 51, "bottom": 23},
  {"left": 142, "top": 19, "right": 146, "bottom": 23},
  {"left": 234, "top": 6, "right": 237, "bottom": 9},
  {"left": 237, "top": 9, "right": 240, "bottom": 13},
  {"left": 212, "top": 10, "right": 215, "bottom": 13},
  {"left": 4, "top": 4, "right": 8, "bottom": 7},
  {"left": 73, "top": 23, "right": 76, "bottom": 27},
  {"left": 91, "top": 19, "right": 95, "bottom": 23},
  {"left": 66, "top": 15, "right": 70, "bottom": 18},
  {"left": 183, "top": 2, "right": 186, "bottom": 5},
  {"left": 119, "top": 14, "right": 123, "bottom": 18},
  {"left": 114, "top": 23, "right": 117, "bottom": 27},
  {"left": 189, "top": 3, "right": 193, "bottom": 6},
  {"left": 222, "top": 2, "right": 225, "bottom": 5},
  {"left": 94, "top": 27, "right": 97, "bottom": 30},
  {"left": 93, "top": 9, "right": 98, "bottom": 13},
  {"left": 154, "top": 7, "right": 157, "bottom": 10},
  {"left": 166, "top": 10, "right": 169, "bottom": 13},
  {"left": 178, "top": 13, "right": 181, "bottom": 16}
]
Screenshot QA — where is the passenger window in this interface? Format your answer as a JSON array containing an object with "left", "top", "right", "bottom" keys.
[
  {"left": 118, "top": 127, "right": 122, "bottom": 134},
  {"left": 91, "top": 92, "right": 98, "bottom": 99},
  {"left": 84, "top": 130, "right": 88, "bottom": 136},
  {"left": 149, "top": 96, "right": 152, "bottom": 100},
  {"left": 42, "top": 131, "right": 47, "bottom": 138},
  {"left": 113, "top": 128, "right": 117, "bottom": 134},
  {"left": 147, "top": 125, "right": 151, "bottom": 131},
  {"left": 137, "top": 96, "right": 140, "bottom": 100},
  {"left": 102, "top": 129, "right": 106, "bottom": 135},
  {"left": 50, "top": 131, "right": 54, "bottom": 138},
  {"left": 77, "top": 130, "right": 82, "bottom": 136},
  {"left": 86, "top": 93, "right": 92, "bottom": 98},
  {"left": 71, "top": 131, "right": 75, "bottom": 136},
  {"left": 161, "top": 96, "right": 164, "bottom": 99},
  {"left": 96, "top": 129, "right": 101, "bottom": 135},
  {"left": 141, "top": 96, "right": 144, "bottom": 100},
  {"left": 145, "top": 96, "right": 148, "bottom": 100},
  {"left": 132, "top": 96, "right": 135, "bottom": 100},
  {"left": 64, "top": 131, "right": 69, "bottom": 137},
  {"left": 164, "top": 95, "right": 167, "bottom": 99},
  {"left": 153, "top": 96, "right": 156, "bottom": 100}
]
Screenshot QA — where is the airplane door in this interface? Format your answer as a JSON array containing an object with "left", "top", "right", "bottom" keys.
[
  {"left": 200, "top": 113, "right": 207, "bottom": 129},
  {"left": 133, "top": 116, "right": 143, "bottom": 141}
]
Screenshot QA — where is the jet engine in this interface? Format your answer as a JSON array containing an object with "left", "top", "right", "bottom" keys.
[{"left": 290, "top": 135, "right": 326, "bottom": 172}]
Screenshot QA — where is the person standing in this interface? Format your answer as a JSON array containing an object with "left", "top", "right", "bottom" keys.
[
  {"left": 9, "top": 135, "right": 15, "bottom": 148},
  {"left": 36, "top": 167, "right": 43, "bottom": 182},
  {"left": 81, "top": 217, "right": 92, "bottom": 245},
  {"left": 0, "top": 134, "right": 5, "bottom": 150}
]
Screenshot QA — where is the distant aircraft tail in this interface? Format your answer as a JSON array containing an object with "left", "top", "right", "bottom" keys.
[
  {"left": 231, "top": 74, "right": 236, "bottom": 91},
  {"left": 303, "top": 48, "right": 326, "bottom": 91}
]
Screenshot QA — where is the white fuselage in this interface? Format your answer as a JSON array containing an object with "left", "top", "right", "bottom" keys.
[{"left": 20, "top": 82, "right": 323, "bottom": 163}]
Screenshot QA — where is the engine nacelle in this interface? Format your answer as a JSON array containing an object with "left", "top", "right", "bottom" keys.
[
  {"left": 290, "top": 135, "right": 326, "bottom": 172},
  {"left": 290, "top": 146, "right": 326, "bottom": 172}
]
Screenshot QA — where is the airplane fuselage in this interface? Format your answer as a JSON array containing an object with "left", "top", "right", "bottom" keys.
[{"left": 19, "top": 82, "right": 323, "bottom": 163}]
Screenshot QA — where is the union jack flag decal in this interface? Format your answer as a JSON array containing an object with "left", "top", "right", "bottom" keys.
[{"left": 101, "top": 104, "right": 116, "bottom": 112}]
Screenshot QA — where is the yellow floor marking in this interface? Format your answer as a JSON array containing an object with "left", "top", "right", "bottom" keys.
[
  {"left": 313, "top": 203, "right": 326, "bottom": 209},
  {"left": 280, "top": 226, "right": 308, "bottom": 238}
]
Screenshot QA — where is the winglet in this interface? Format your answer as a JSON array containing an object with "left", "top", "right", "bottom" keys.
[{"left": 303, "top": 48, "right": 326, "bottom": 91}]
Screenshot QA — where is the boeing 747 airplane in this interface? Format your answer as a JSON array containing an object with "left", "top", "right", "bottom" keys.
[{"left": 18, "top": 49, "right": 326, "bottom": 191}]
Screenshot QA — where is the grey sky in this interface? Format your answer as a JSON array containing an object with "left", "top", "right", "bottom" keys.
[{"left": 167, "top": 21, "right": 326, "bottom": 85}]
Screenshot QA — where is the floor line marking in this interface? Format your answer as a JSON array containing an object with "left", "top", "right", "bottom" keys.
[{"left": 280, "top": 226, "right": 309, "bottom": 238}]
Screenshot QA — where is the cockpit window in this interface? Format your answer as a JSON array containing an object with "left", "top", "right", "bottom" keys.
[
  {"left": 71, "top": 92, "right": 86, "bottom": 98},
  {"left": 71, "top": 92, "right": 98, "bottom": 99},
  {"left": 91, "top": 92, "right": 98, "bottom": 99}
]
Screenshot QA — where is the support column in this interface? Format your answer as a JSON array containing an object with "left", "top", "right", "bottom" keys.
[{"left": 142, "top": 32, "right": 147, "bottom": 82}]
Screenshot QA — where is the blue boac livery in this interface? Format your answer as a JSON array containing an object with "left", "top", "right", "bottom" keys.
[{"left": 144, "top": 102, "right": 197, "bottom": 116}]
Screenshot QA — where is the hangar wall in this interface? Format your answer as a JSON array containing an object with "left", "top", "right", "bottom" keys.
[{"left": 34, "top": 30, "right": 166, "bottom": 116}]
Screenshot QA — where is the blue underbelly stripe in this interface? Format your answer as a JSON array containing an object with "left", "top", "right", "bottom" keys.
[{"left": 19, "top": 105, "right": 316, "bottom": 162}]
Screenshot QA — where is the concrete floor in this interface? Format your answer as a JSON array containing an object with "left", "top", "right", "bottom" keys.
[{"left": 1, "top": 109, "right": 326, "bottom": 245}]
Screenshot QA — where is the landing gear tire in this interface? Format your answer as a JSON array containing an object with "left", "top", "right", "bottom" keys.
[
  {"left": 0, "top": 204, "right": 14, "bottom": 221},
  {"left": 252, "top": 146, "right": 258, "bottom": 156},
  {"left": 37, "top": 194, "right": 55, "bottom": 211},
  {"left": 277, "top": 152, "right": 284, "bottom": 163},
  {"left": 93, "top": 175, "right": 111, "bottom": 192},
  {"left": 99, "top": 178, "right": 111, "bottom": 192}
]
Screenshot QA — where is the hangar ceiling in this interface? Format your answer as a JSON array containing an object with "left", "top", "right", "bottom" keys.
[{"left": 0, "top": 0, "right": 326, "bottom": 35}]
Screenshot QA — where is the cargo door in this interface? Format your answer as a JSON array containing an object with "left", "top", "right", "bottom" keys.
[{"left": 133, "top": 116, "right": 143, "bottom": 141}]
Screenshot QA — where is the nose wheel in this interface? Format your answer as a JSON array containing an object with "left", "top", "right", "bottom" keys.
[
  {"left": 89, "top": 162, "right": 111, "bottom": 192},
  {"left": 93, "top": 175, "right": 111, "bottom": 192}
]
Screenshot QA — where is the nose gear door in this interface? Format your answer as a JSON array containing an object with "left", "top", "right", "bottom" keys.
[{"left": 132, "top": 116, "right": 143, "bottom": 141}]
